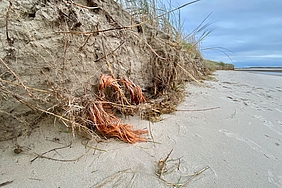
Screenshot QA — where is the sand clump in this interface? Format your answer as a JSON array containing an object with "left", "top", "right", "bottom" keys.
[{"left": 0, "top": 0, "right": 207, "bottom": 141}]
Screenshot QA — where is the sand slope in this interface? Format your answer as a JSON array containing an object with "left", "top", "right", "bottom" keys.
[
  {"left": 0, "top": 0, "right": 205, "bottom": 141},
  {"left": 1, "top": 70, "right": 282, "bottom": 187}
]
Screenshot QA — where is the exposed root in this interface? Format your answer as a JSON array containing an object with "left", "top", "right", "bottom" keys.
[
  {"left": 1, "top": 55, "right": 148, "bottom": 143},
  {"left": 119, "top": 77, "right": 146, "bottom": 105},
  {"left": 98, "top": 74, "right": 120, "bottom": 94},
  {"left": 88, "top": 102, "right": 147, "bottom": 143}
]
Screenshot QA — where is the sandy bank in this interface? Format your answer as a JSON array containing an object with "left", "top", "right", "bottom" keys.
[{"left": 1, "top": 70, "right": 282, "bottom": 187}]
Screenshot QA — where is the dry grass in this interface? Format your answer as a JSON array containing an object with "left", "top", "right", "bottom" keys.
[{"left": 0, "top": 0, "right": 209, "bottom": 142}]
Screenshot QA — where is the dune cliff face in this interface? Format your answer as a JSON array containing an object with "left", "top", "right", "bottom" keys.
[{"left": 0, "top": 0, "right": 205, "bottom": 141}]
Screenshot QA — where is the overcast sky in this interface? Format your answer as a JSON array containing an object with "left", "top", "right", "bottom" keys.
[{"left": 172, "top": 0, "right": 282, "bottom": 67}]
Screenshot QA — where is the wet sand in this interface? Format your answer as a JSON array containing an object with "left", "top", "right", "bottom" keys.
[{"left": 1, "top": 70, "right": 282, "bottom": 187}]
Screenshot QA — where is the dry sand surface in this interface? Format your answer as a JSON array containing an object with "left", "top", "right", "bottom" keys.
[{"left": 1, "top": 70, "right": 282, "bottom": 188}]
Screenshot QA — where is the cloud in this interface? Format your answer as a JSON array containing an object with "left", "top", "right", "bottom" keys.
[
  {"left": 249, "top": 54, "right": 282, "bottom": 59},
  {"left": 173, "top": 0, "right": 282, "bottom": 67}
]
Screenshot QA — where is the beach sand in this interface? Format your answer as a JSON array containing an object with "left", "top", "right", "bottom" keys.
[{"left": 1, "top": 70, "right": 282, "bottom": 187}]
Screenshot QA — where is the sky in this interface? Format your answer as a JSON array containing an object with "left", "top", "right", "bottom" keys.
[{"left": 172, "top": 0, "right": 282, "bottom": 68}]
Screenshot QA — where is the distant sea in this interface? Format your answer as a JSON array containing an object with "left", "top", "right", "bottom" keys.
[
  {"left": 235, "top": 67, "right": 282, "bottom": 77},
  {"left": 253, "top": 71, "right": 282, "bottom": 77}
]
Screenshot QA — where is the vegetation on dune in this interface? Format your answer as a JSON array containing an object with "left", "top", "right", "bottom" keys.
[
  {"left": 0, "top": 0, "right": 224, "bottom": 143},
  {"left": 117, "top": 0, "right": 233, "bottom": 70},
  {"left": 204, "top": 59, "right": 234, "bottom": 73},
  {"left": 115, "top": 0, "right": 210, "bottom": 51}
]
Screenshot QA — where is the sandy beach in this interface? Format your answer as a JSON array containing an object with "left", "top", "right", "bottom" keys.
[{"left": 1, "top": 70, "right": 282, "bottom": 188}]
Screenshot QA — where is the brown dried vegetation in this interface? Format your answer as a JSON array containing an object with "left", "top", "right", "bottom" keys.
[{"left": 0, "top": 0, "right": 207, "bottom": 142}]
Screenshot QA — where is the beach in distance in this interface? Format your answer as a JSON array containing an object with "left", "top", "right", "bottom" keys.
[
  {"left": 236, "top": 67, "right": 282, "bottom": 77},
  {"left": 1, "top": 70, "right": 282, "bottom": 187}
]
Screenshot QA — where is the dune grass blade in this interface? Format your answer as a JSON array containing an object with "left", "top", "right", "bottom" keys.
[{"left": 157, "top": 0, "right": 200, "bottom": 19}]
